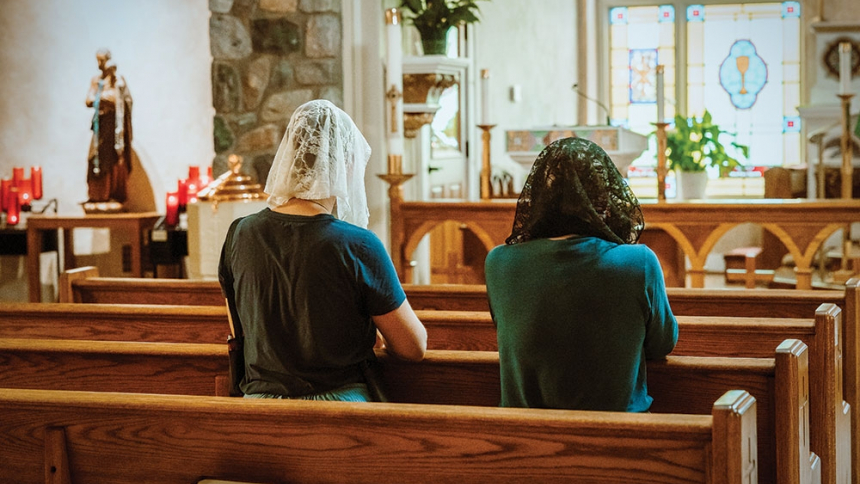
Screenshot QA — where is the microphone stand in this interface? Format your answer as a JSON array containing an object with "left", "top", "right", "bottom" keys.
[{"left": 572, "top": 84, "right": 611, "bottom": 125}]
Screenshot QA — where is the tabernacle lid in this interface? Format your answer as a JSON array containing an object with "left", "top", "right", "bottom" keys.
[{"left": 196, "top": 154, "right": 267, "bottom": 206}]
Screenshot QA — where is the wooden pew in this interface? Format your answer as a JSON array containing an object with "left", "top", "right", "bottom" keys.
[
  {"left": 0, "top": 338, "right": 818, "bottom": 483},
  {"left": 0, "top": 303, "right": 826, "bottom": 353},
  {"left": 58, "top": 266, "right": 856, "bottom": 319},
  {"left": 0, "top": 388, "right": 759, "bottom": 484},
  {"left": 0, "top": 303, "right": 848, "bottom": 483},
  {"left": 0, "top": 302, "right": 228, "bottom": 343},
  {"left": 56, "top": 268, "right": 858, "bottom": 483}
]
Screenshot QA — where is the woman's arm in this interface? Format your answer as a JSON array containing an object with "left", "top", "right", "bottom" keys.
[
  {"left": 372, "top": 298, "right": 427, "bottom": 362},
  {"left": 643, "top": 249, "right": 679, "bottom": 359}
]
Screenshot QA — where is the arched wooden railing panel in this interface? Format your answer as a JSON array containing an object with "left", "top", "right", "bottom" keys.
[
  {"left": 401, "top": 219, "right": 498, "bottom": 283},
  {"left": 392, "top": 199, "right": 860, "bottom": 288}
]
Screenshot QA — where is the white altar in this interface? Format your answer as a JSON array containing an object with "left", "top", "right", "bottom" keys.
[{"left": 504, "top": 126, "right": 648, "bottom": 176}]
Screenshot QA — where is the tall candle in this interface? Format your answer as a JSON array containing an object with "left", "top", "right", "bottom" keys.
[
  {"left": 385, "top": 8, "right": 404, "bottom": 157},
  {"left": 6, "top": 187, "right": 19, "bottom": 225},
  {"left": 0, "top": 179, "right": 10, "bottom": 212},
  {"left": 481, "top": 69, "right": 490, "bottom": 124},
  {"left": 30, "top": 166, "right": 42, "bottom": 200},
  {"left": 177, "top": 179, "right": 189, "bottom": 207},
  {"left": 840, "top": 43, "right": 852, "bottom": 95},
  {"left": 165, "top": 191, "right": 180, "bottom": 227},
  {"left": 656, "top": 65, "right": 665, "bottom": 122},
  {"left": 11, "top": 167, "right": 24, "bottom": 186}
]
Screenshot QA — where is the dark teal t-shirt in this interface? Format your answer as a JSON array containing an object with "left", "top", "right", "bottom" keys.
[
  {"left": 485, "top": 236, "right": 678, "bottom": 412},
  {"left": 219, "top": 209, "right": 405, "bottom": 397}
]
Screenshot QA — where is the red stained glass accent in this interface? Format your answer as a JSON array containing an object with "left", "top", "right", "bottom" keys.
[
  {"left": 693, "top": 9, "right": 700, "bottom": 16},
  {"left": 788, "top": 121, "right": 795, "bottom": 127}
]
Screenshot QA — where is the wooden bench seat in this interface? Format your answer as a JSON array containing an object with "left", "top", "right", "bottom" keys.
[
  {"left": 0, "top": 387, "right": 759, "bottom": 484},
  {"left": 0, "top": 339, "right": 820, "bottom": 483}
]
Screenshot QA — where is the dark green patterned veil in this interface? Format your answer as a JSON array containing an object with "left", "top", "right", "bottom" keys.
[{"left": 506, "top": 137, "right": 644, "bottom": 245}]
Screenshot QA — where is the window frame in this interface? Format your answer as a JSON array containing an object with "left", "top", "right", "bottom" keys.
[{"left": 596, "top": 0, "right": 802, "bottom": 147}]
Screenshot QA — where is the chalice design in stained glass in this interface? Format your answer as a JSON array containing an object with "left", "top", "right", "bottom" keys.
[{"left": 719, "top": 40, "right": 768, "bottom": 109}]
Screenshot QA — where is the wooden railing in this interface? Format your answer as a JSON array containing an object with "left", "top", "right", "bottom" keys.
[{"left": 392, "top": 198, "right": 860, "bottom": 289}]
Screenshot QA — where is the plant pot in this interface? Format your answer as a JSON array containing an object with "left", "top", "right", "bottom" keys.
[
  {"left": 675, "top": 170, "right": 708, "bottom": 200},
  {"left": 420, "top": 32, "right": 448, "bottom": 55}
]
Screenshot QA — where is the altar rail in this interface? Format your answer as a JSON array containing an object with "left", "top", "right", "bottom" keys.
[{"left": 393, "top": 198, "right": 860, "bottom": 289}]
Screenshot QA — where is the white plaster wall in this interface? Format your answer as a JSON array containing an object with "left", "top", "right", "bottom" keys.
[
  {"left": 0, "top": 0, "right": 214, "bottom": 216},
  {"left": 472, "top": 0, "right": 578, "bottom": 188}
]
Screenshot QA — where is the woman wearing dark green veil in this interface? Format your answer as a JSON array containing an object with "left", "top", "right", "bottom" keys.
[{"left": 485, "top": 137, "right": 678, "bottom": 412}]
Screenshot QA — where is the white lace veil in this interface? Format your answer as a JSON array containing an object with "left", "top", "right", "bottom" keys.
[{"left": 265, "top": 99, "right": 372, "bottom": 228}]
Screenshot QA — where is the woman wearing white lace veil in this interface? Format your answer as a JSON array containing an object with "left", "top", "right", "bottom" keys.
[{"left": 219, "top": 100, "right": 426, "bottom": 402}]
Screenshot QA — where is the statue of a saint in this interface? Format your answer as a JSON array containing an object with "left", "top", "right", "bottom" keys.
[{"left": 84, "top": 49, "right": 133, "bottom": 209}]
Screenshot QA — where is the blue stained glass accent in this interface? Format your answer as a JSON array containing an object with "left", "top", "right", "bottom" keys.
[
  {"left": 629, "top": 49, "right": 659, "bottom": 104},
  {"left": 782, "top": 1, "right": 801, "bottom": 18},
  {"left": 610, "top": 7, "right": 628, "bottom": 25},
  {"left": 719, "top": 40, "right": 768, "bottom": 110},
  {"left": 659, "top": 5, "right": 675, "bottom": 22},
  {"left": 783, "top": 116, "right": 801, "bottom": 133},
  {"left": 687, "top": 5, "right": 705, "bottom": 22}
]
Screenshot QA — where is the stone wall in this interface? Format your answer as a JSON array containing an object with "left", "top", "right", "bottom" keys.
[{"left": 208, "top": 0, "right": 343, "bottom": 183}]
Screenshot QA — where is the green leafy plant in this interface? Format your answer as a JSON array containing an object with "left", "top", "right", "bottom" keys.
[
  {"left": 400, "top": 0, "right": 486, "bottom": 54},
  {"left": 664, "top": 110, "right": 749, "bottom": 175}
]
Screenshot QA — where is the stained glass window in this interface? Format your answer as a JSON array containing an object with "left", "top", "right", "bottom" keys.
[
  {"left": 607, "top": 1, "right": 802, "bottom": 172},
  {"left": 609, "top": 4, "right": 676, "bottom": 134},
  {"left": 687, "top": 2, "right": 801, "bottom": 166}
]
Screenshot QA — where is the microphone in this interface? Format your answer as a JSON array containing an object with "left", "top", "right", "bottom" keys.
[{"left": 572, "top": 83, "right": 611, "bottom": 126}]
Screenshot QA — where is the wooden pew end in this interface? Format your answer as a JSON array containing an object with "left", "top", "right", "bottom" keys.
[
  {"left": 712, "top": 390, "right": 758, "bottom": 484},
  {"left": 59, "top": 266, "right": 100, "bottom": 303}
]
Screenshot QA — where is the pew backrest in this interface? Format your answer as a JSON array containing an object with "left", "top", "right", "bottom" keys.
[
  {"left": 0, "top": 388, "right": 757, "bottom": 484},
  {"left": 0, "top": 340, "right": 812, "bottom": 483}
]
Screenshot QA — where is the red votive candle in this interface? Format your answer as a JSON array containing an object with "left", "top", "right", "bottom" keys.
[
  {"left": 177, "top": 179, "right": 188, "bottom": 207},
  {"left": 11, "top": 167, "right": 24, "bottom": 186},
  {"left": 187, "top": 180, "right": 199, "bottom": 204},
  {"left": 17, "top": 179, "right": 32, "bottom": 207},
  {"left": 0, "top": 178, "right": 10, "bottom": 212},
  {"left": 6, "top": 187, "right": 20, "bottom": 225},
  {"left": 30, "top": 166, "right": 42, "bottom": 200},
  {"left": 165, "top": 191, "right": 180, "bottom": 227},
  {"left": 188, "top": 165, "right": 200, "bottom": 183}
]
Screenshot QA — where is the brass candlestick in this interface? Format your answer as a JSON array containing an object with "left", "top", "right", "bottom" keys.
[
  {"left": 654, "top": 122, "right": 669, "bottom": 201},
  {"left": 378, "top": 157, "right": 413, "bottom": 282},
  {"left": 478, "top": 124, "right": 497, "bottom": 200}
]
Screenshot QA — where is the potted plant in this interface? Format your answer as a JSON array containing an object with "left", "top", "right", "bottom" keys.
[
  {"left": 664, "top": 109, "right": 749, "bottom": 199},
  {"left": 400, "top": 0, "right": 486, "bottom": 55}
]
